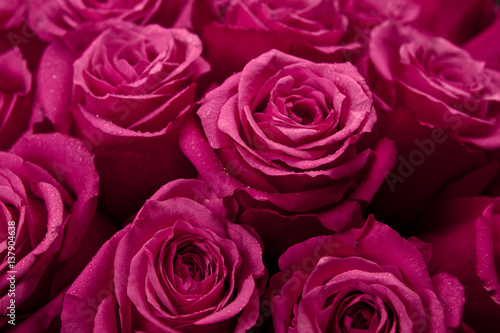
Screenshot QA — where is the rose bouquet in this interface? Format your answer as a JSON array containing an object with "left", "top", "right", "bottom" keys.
[{"left": 1, "top": 0, "right": 500, "bottom": 332}]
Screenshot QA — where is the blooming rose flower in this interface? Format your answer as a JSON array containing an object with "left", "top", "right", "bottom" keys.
[
  {"left": 27, "top": 0, "right": 163, "bottom": 41},
  {"left": 367, "top": 21, "right": 498, "bottom": 228},
  {"left": 61, "top": 179, "right": 267, "bottom": 333},
  {"left": 370, "top": 22, "right": 500, "bottom": 150},
  {"left": 36, "top": 21, "right": 210, "bottom": 220},
  {"left": 418, "top": 161, "right": 500, "bottom": 332},
  {"left": 180, "top": 49, "right": 395, "bottom": 229},
  {"left": 0, "top": 133, "right": 116, "bottom": 331},
  {"left": 266, "top": 217, "right": 466, "bottom": 332},
  {"left": 202, "top": 0, "right": 362, "bottom": 81},
  {"left": 0, "top": 47, "right": 32, "bottom": 150}
]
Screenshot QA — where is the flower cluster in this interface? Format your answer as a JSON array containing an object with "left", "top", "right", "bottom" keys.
[{"left": 1, "top": 0, "right": 500, "bottom": 332}]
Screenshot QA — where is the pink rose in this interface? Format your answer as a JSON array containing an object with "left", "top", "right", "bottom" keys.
[
  {"left": 27, "top": 0, "right": 163, "bottom": 41},
  {"left": 202, "top": 0, "right": 362, "bottom": 81},
  {"left": 180, "top": 49, "right": 395, "bottom": 229},
  {"left": 0, "top": 47, "right": 32, "bottom": 150},
  {"left": 340, "top": 0, "right": 420, "bottom": 28},
  {"left": 367, "top": 21, "right": 498, "bottom": 227},
  {"left": 369, "top": 22, "right": 500, "bottom": 149},
  {"left": 0, "top": 133, "right": 116, "bottom": 332},
  {"left": 61, "top": 179, "right": 266, "bottom": 333},
  {"left": 418, "top": 161, "right": 500, "bottom": 332},
  {"left": 266, "top": 217, "right": 466, "bottom": 332},
  {"left": 36, "top": 21, "right": 210, "bottom": 220}
]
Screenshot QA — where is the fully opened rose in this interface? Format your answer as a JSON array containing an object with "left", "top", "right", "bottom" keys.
[
  {"left": 203, "top": 0, "right": 362, "bottom": 81},
  {"left": 61, "top": 179, "right": 266, "bottom": 333},
  {"left": 0, "top": 133, "right": 115, "bottom": 331},
  {"left": 27, "top": 0, "right": 163, "bottom": 41},
  {"left": 369, "top": 22, "right": 500, "bottom": 150},
  {"left": 37, "top": 21, "right": 210, "bottom": 220},
  {"left": 266, "top": 217, "right": 465, "bottom": 333},
  {"left": 181, "top": 49, "right": 395, "bottom": 229}
]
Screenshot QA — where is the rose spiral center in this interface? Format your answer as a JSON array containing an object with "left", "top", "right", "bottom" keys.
[{"left": 344, "top": 305, "right": 373, "bottom": 330}]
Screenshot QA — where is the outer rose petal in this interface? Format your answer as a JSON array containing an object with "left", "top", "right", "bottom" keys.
[
  {"left": 0, "top": 133, "right": 115, "bottom": 331},
  {"left": 10, "top": 133, "right": 99, "bottom": 260}
]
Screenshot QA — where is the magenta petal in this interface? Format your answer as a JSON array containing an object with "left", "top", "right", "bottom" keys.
[
  {"left": 432, "top": 273, "right": 465, "bottom": 329},
  {"left": 179, "top": 118, "right": 243, "bottom": 197},
  {"left": 475, "top": 203, "right": 500, "bottom": 304},
  {"left": 10, "top": 133, "right": 99, "bottom": 261},
  {"left": 61, "top": 226, "right": 129, "bottom": 332},
  {"left": 36, "top": 40, "right": 75, "bottom": 134}
]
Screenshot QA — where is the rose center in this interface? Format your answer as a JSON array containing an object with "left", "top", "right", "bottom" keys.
[
  {"left": 328, "top": 292, "right": 385, "bottom": 332},
  {"left": 345, "top": 306, "right": 373, "bottom": 330},
  {"left": 173, "top": 245, "right": 211, "bottom": 284},
  {"left": 291, "top": 102, "right": 316, "bottom": 125}
]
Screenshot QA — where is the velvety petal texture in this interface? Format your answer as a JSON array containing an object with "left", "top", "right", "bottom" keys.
[
  {"left": 0, "top": 133, "right": 115, "bottom": 331},
  {"left": 61, "top": 179, "right": 266, "bottom": 333},
  {"left": 181, "top": 49, "right": 395, "bottom": 229},
  {"left": 267, "top": 217, "right": 465, "bottom": 333},
  {"left": 36, "top": 21, "right": 210, "bottom": 220}
]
